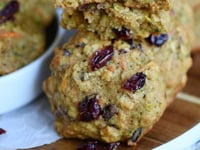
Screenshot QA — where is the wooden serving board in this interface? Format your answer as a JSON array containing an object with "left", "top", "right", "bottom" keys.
[{"left": 28, "top": 51, "right": 200, "bottom": 150}]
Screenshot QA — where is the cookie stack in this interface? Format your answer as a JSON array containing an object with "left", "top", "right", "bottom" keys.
[{"left": 43, "top": 0, "right": 194, "bottom": 146}]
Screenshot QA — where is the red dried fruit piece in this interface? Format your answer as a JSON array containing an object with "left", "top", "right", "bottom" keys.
[
  {"left": 0, "top": 0, "right": 19, "bottom": 24},
  {"left": 0, "top": 128, "right": 6, "bottom": 135},
  {"left": 91, "top": 45, "right": 114, "bottom": 71},
  {"left": 79, "top": 95, "right": 101, "bottom": 121},
  {"left": 146, "top": 33, "right": 168, "bottom": 46},
  {"left": 113, "top": 27, "right": 132, "bottom": 40},
  {"left": 123, "top": 72, "right": 146, "bottom": 93},
  {"left": 78, "top": 141, "right": 99, "bottom": 150}
]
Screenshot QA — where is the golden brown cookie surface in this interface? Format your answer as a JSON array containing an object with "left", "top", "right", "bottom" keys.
[
  {"left": 43, "top": 30, "right": 167, "bottom": 144},
  {"left": 61, "top": 2, "right": 170, "bottom": 40},
  {"left": 55, "top": 0, "right": 172, "bottom": 11},
  {"left": 43, "top": 0, "right": 194, "bottom": 145}
]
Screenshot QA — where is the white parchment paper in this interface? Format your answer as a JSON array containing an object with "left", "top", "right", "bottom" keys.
[{"left": 0, "top": 95, "right": 61, "bottom": 149}]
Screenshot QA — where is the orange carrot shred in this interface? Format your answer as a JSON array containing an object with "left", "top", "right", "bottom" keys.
[{"left": 0, "top": 31, "right": 20, "bottom": 38}]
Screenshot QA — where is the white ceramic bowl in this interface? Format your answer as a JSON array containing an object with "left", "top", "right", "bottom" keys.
[{"left": 0, "top": 9, "right": 65, "bottom": 115}]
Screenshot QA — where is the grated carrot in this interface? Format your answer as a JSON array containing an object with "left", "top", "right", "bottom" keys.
[
  {"left": 107, "top": 65, "right": 115, "bottom": 72},
  {"left": 119, "top": 55, "right": 127, "bottom": 70},
  {"left": 0, "top": 31, "right": 20, "bottom": 38}
]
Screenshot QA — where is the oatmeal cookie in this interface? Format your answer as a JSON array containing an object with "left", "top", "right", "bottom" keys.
[
  {"left": 61, "top": 2, "right": 171, "bottom": 40},
  {"left": 55, "top": 0, "right": 172, "bottom": 11},
  {"left": 43, "top": 30, "right": 167, "bottom": 144},
  {"left": 0, "top": 25, "right": 45, "bottom": 75},
  {"left": 60, "top": 0, "right": 193, "bottom": 41},
  {"left": 0, "top": 0, "right": 55, "bottom": 75}
]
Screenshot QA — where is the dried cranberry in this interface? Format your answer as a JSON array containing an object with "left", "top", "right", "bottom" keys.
[
  {"left": 78, "top": 141, "right": 99, "bottom": 150},
  {"left": 79, "top": 95, "right": 101, "bottom": 121},
  {"left": 104, "top": 142, "right": 120, "bottom": 150},
  {"left": 146, "top": 33, "right": 168, "bottom": 46},
  {"left": 128, "top": 128, "right": 142, "bottom": 145},
  {"left": 91, "top": 45, "right": 114, "bottom": 71},
  {"left": 102, "top": 104, "right": 118, "bottom": 121},
  {"left": 123, "top": 72, "right": 146, "bottom": 93},
  {"left": 0, "top": 128, "right": 6, "bottom": 135},
  {"left": 0, "top": 0, "right": 19, "bottom": 24},
  {"left": 113, "top": 27, "right": 132, "bottom": 40}
]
